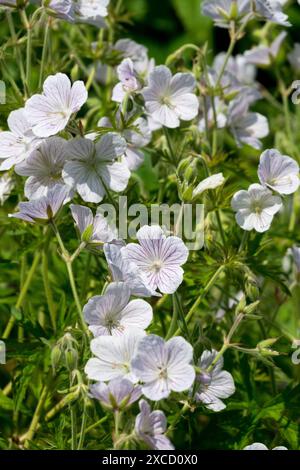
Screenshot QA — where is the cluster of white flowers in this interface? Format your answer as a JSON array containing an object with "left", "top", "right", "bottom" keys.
[{"left": 1, "top": 0, "right": 297, "bottom": 451}]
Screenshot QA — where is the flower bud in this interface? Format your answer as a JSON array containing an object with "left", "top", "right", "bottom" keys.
[
  {"left": 65, "top": 348, "right": 78, "bottom": 372},
  {"left": 51, "top": 345, "right": 62, "bottom": 373}
]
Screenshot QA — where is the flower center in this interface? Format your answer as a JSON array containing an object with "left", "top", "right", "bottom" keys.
[
  {"left": 158, "top": 367, "right": 168, "bottom": 379},
  {"left": 151, "top": 259, "right": 163, "bottom": 272},
  {"left": 105, "top": 316, "right": 124, "bottom": 334}
]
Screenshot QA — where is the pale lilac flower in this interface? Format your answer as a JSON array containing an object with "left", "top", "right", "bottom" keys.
[
  {"left": 0, "top": 108, "right": 42, "bottom": 171},
  {"left": 70, "top": 204, "right": 117, "bottom": 245},
  {"left": 142, "top": 66, "right": 199, "bottom": 129},
  {"left": 47, "top": 0, "right": 75, "bottom": 21},
  {"left": 0, "top": 173, "right": 14, "bottom": 205},
  {"left": 104, "top": 243, "right": 159, "bottom": 298},
  {"left": 121, "top": 225, "right": 189, "bottom": 294},
  {"left": 112, "top": 58, "right": 141, "bottom": 103},
  {"left": 135, "top": 400, "right": 174, "bottom": 450},
  {"left": 228, "top": 95, "right": 269, "bottom": 149},
  {"left": 244, "top": 32, "right": 287, "bottom": 66},
  {"left": 24, "top": 73, "right": 88, "bottom": 137},
  {"left": 15, "top": 137, "right": 69, "bottom": 200},
  {"left": 288, "top": 43, "right": 300, "bottom": 72},
  {"left": 131, "top": 335, "right": 195, "bottom": 400},
  {"left": 244, "top": 443, "right": 287, "bottom": 450},
  {"left": 231, "top": 183, "right": 282, "bottom": 233},
  {"left": 258, "top": 149, "right": 300, "bottom": 195},
  {"left": 114, "top": 39, "right": 155, "bottom": 80},
  {"left": 201, "top": 0, "right": 252, "bottom": 28},
  {"left": 89, "top": 378, "right": 142, "bottom": 410},
  {"left": 254, "top": 0, "right": 290, "bottom": 27},
  {"left": 75, "top": 0, "right": 109, "bottom": 27},
  {"left": 193, "top": 173, "right": 225, "bottom": 198},
  {"left": 10, "top": 184, "right": 69, "bottom": 223},
  {"left": 98, "top": 115, "right": 152, "bottom": 170},
  {"left": 213, "top": 53, "right": 256, "bottom": 85},
  {"left": 198, "top": 97, "right": 227, "bottom": 133},
  {"left": 85, "top": 328, "right": 144, "bottom": 382},
  {"left": 83, "top": 282, "right": 153, "bottom": 337},
  {"left": 194, "top": 350, "right": 235, "bottom": 412},
  {"left": 62, "top": 134, "right": 129, "bottom": 203}
]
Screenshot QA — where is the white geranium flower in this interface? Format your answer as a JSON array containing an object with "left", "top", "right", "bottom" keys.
[
  {"left": 63, "top": 133, "right": 129, "bottom": 203},
  {"left": 0, "top": 108, "right": 42, "bottom": 171},
  {"left": 0, "top": 173, "right": 14, "bottom": 205},
  {"left": 231, "top": 183, "right": 282, "bottom": 233},
  {"left": 288, "top": 43, "right": 300, "bottom": 72},
  {"left": 85, "top": 328, "right": 144, "bottom": 382},
  {"left": 194, "top": 350, "right": 235, "bottom": 412},
  {"left": 193, "top": 173, "right": 225, "bottom": 198},
  {"left": 135, "top": 400, "right": 174, "bottom": 450},
  {"left": 98, "top": 114, "right": 152, "bottom": 171},
  {"left": 15, "top": 137, "right": 69, "bottom": 200},
  {"left": 24, "top": 73, "right": 88, "bottom": 137},
  {"left": 142, "top": 66, "right": 199, "bottom": 129},
  {"left": 10, "top": 184, "right": 69, "bottom": 223},
  {"left": 228, "top": 95, "right": 269, "bottom": 150},
  {"left": 75, "top": 0, "right": 109, "bottom": 26},
  {"left": 131, "top": 335, "right": 195, "bottom": 400},
  {"left": 112, "top": 58, "right": 141, "bottom": 103},
  {"left": 258, "top": 149, "right": 300, "bottom": 195},
  {"left": 121, "top": 225, "right": 189, "bottom": 294},
  {"left": 244, "top": 443, "right": 287, "bottom": 450},
  {"left": 70, "top": 204, "right": 117, "bottom": 245},
  {"left": 83, "top": 282, "right": 153, "bottom": 337},
  {"left": 104, "top": 243, "right": 160, "bottom": 297},
  {"left": 244, "top": 32, "right": 287, "bottom": 66}
]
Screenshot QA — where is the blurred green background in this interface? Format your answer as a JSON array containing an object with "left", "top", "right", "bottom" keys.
[{"left": 122, "top": 0, "right": 300, "bottom": 63}]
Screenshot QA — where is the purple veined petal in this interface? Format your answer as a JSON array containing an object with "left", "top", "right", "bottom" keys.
[
  {"left": 155, "top": 265, "right": 184, "bottom": 294},
  {"left": 169, "top": 72, "right": 196, "bottom": 96},
  {"left": 171, "top": 93, "right": 199, "bottom": 122},
  {"left": 112, "top": 83, "right": 127, "bottom": 103},
  {"left": 206, "top": 370, "right": 235, "bottom": 399},
  {"left": 70, "top": 204, "right": 94, "bottom": 236},
  {"left": 69, "top": 80, "right": 88, "bottom": 113},
  {"left": 159, "top": 236, "right": 189, "bottom": 266},
  {"left": 65, "top": 137, "right": 94, "bottom": 161},
  {"left": 119, "top": 298, "right": 153, "bottom": 331},
  {"left": 136, "top": 224, "right": 165, "bottom": 242},
  {"left": 196, "top": 389, "right": 226, "bottom": 412},
  {"left": 99, "top": 160, "right": 131, "bottom": 193},
  {"left": 123, "top": 148, "right": 144, "bottom": 171},
  {"left": 89, "top": 382, "right": 110, "bottom": 405},
  {"left": 144, "top": 65, "right": 172, "bottom": 96},
  {"left": 269, "top": 31, "right": 287, "bottom": 58},
  {"left": 95, "top": 133, "right": 127, "bottom": 162},
  {"left": 7, "top": 108, "right": 31, "bottom": 136},
  {"left": 244, "top": 46, "right": 271, "bottom": 66},
  {"left": 141, "top": 377, "right": 170, "bottom": 401},
  {"left": 117, "top": 58, "right": 138, "bottom": 89}
]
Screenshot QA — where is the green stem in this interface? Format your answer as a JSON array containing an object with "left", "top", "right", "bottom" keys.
[
  {"left": 167, "top": 403, "right": 189, "bottom": 436},
  {"left": 165, "top": 294, "right": 179, "bottom": 340},
  {"left": 70, "top": 405, "right": 77, "bottom": 450},
  {"left": 20, "top": 9, "right": 32, "bottom": 94},
  {"left": 238, "top": 230, "right": 249, "bottom": 253},
  {"left": 39, "top": 16, "right": 50, "bottom": 89},
  {"left": 77, "top": 402, "right": 88, "bottom": 450},
  {"left": 21, "top": 380, "right": 50, "bottom": 446},
  {"left": 6, "top": 10, "right": 27, "bottom": 96},
  {"left": 216, "top": 210, "right": 227, "bottom": 250},
  {"left": 2, "top": 252, "right": 41, "bottom": 339},
  {"left": 173, "top": 265, "right": 225, "bottom": 336},
  {"left": 163, "top": 127, "right": 177, "bottom": 167},
  {"left": 42, "top": 231, "right": 56, "bottom": 331}
]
